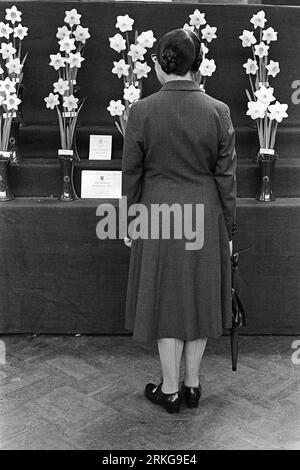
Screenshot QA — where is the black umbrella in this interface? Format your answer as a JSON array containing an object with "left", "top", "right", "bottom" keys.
[{"left": 231, "top": 251, "right": 246, "bottom": 371}]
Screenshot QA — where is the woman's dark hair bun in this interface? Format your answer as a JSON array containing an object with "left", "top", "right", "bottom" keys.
[{"left": 160, "top": 48, "right": 177, "bottom": 74}]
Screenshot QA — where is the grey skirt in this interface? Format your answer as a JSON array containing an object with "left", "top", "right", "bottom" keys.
[{"left": 125, "top": 176, "right": 232, "bottom": 343}]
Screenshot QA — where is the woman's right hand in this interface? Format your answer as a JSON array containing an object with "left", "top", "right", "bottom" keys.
[{"left": 124, "top": 237, "right": 132, "bottom": 248}]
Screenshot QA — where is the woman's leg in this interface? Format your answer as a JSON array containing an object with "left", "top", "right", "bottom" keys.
[
  {"left": 157, "top": 338, "right": 184, "bottom": 394},
  {"left": 183, "top": 338, "right": 207, "bottom": 387}
]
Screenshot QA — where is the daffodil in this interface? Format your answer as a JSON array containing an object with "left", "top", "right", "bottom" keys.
[
  {"left": 199, "top": 58, "right": 216, "bottom": 77},
  {"left": 254, "top": 41, "right": 269, "bottom": 59},
  {"left": 13, "top": 24, "right": 28, "bottom": 40},
  {"left": 136, "top": 30, "right": 156, "bottom": 49},
  {"left": 112, "top": 59, "right": 130, "bottom": 79},
  {"left": 262, "top": 27, "right": 277, "bottom": 45},
  {"left": 0, "top": 42, "right": 16, "bottom": 60},
  {"left": 254, "top": 85, "right": 275, "bottom": 105},
  {"left": 107, "top": 99, "right": 125, "bottom": 117},
  {"left": 56, "top": 26, "right": 71, "bottom": 41},
  {"left": 201, "top": 25, "right": 217, "bottom": 43},
  {"left": 123, "top": 85, "right": 140, "bottom": 103},
  {"left": 49, "top": 53, "right": 66, "bottom": 70},
  {"left": 63, "top": 94, "right": 78, "bottom": 112},
  {"left": 243, "top": 58, "right": 259, "bottom": 75},
  {"left": 183, "top": 24, "right": 194, "bottom": 32},
  {"left": 59, "top": 36, "right": 76, "bottom": 54},
  {"left": 0, "top": 22, "right": 13, "bottom": 40},
  {"left": 268, "top": 101, "right": 288, "bottom": 123},
  {"left": 133, "top": 61, "right": 151, "bottom": 79},
  {"left": 6, "top": 58, "right": 22, "bottom": 75},
  {"left": 115, "top": 15, "right": 134, "bottom": 33},
  {"left": 74, "top": 25, "right": 90, "bottom": 43},
  {"left": 5, "top": 5, "right": 22, "bottom": 25},
  {"left": 239, "top": 30, "right": 256, "bottom": 48},
  {"left": 0, "top": 77, "right": 16, "bottom": 94},
  {"left": 127, "top": 44, "right": 146, "bottom": 62},
  {"left": 3, "top": 93, "right": 21, "bottom": 110},
  {"left": 246, "top": 101, "right": 267, "bottom": 120},
  {"left": 53, "top": 78, "right": 69, "bottom": 96},
  {"left": 44, "top": 93, "right": 60, "bottom": 110},
  {"left": 250, "top": 10, "right": 267, "bottom": 29},
  {"left": 109, "top": 33, "right": 126, "bottom": 53},
  {"left": 64, "top": 9, "right": 81, "bottom": 27},
  {"left": 189, "top": 9, "right": 206, "bottom": 29},
  {"left": 266, "top": 60, "right": 280, "bottom": 78},
  {"left": 66, "top": 52, "right": 85, "bottom": 68}
]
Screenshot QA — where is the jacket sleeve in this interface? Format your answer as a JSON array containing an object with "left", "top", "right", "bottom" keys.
[
  {"left": 213, "top": 104, "right": 237, "bottom": 241},
  {"left": 122, "top": 102, "right": 144, "bottom": 209}
]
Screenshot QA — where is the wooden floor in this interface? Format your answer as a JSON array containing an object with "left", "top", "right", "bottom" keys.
[{"left": 0, "top": 334, "right": 299, "bottom": 450}]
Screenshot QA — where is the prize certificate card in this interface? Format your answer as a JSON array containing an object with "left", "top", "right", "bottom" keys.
[
  {"left": 81, "top": 170, "right": 122, "bottom": 198},
  {"left": 89, "top": 135, "right": 112, "bottom": 160}
]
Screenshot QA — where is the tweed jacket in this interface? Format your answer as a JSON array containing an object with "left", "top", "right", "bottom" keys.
[{"left": 122, "top": 80, "right": 237, "bottom": 240}]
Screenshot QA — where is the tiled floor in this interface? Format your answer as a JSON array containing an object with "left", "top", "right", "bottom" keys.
[{"left": 0, "top": 334, "right": 299, "bottom": 450}]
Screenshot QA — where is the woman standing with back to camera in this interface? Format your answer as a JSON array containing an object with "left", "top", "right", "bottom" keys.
[{"left": 122, "top": 29, "right": 237, "bottom": 414}]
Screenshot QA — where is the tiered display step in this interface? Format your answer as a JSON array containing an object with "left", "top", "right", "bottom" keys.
[{"left": 8, "top": 157, "right": 300, "bottom": 198}]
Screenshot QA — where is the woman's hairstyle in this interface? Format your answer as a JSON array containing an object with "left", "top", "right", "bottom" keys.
[{"left": 156, "top": 28, "right": 202, "bottom": 76}]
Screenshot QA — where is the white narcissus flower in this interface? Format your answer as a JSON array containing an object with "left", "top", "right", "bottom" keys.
[
  {"left": 49, "top": 53, "right": 66, "bottom": 70},
  {"left": 268, "top": 101, "right": 288, "bottom": 123},
  {"left": 266, "top": 60, "right": 280, "bottom": 78},
  {"left": 5, "top": 5, "right": 22, "bottom": 25},
  {"left": 0, "top": 77, "right": 16, "bottom": 94},
  {"left": 246, "top": 101, "right": 267, "bottom": 120},
  {"left": 133, "top": 61, "right": 151, "bottom": 79},
  {"left": 64, "top": 9, "right": 81, "bottom": 27},
  {"left": 189, "top": 9, "right": 206, "bottom": 29},
  {"left": 115, "top": 14, "right": 134, "bottom": 33},
  {"left": 201, "top": 43, "right": 209, "bottom": 57},
  {"left": 107, "top": 99, "right": 125, "bottom": 117},
  {"left": 183, "top": 23, "right": 194, "bottom": 32},
  {"left": 66, "top": 52, "right": 85, "bottom": 68},
  {"left": 201, "top": 25, "right": 217, "bottom": 43},
  {"left": 44, "top": 92, "right": 60, "bottom": 110},
  {"left": 254, "top": 41, "right": 269, "bottom": 59},
  {"left": 136, "top": 30, "right": 156, "bottom": 49},
  {"left": 0, "top": 42, "right": 16, "bottom": 59},
  {"left": 53, "top": 78, "right": 69, "bottom": 96},
  {"left": 56, "top": 26, "right": 71, "bottom": 41},
  {"left": 243, "top": 58, "right": 259, "bottom": 75},
  {"left": 123, "top": 85, "right": 140, "bottom": 103},
  {"left": 74, "top": 25, "right": 90, "bottom": 43},
  {"left": 250, "top": 10, "right": 267, "bottom": 29},
  {"left": 59, "top": 36, "right": 76, "bottom": 54},
  {"left": 3, "top": 93, "right": 21, "bottom": 110},
  {"left": 239, "top": 30, "right": 256, "bottom": 48},
  {"left": 262, "top": 27, "right": 278, "bottom": 45},
  {"left": 128, "top": 44, "right": 146, "bottom": 62},
  {"left": 255, "top": 85, "right": 275, "bottom": 105},
  {"left": 63, "top": 94, "right": 78, "bottom": 112},
  {"left": 0, "top": 22, "right": 13, "bottom": 40},
  {"left": 109, "top": 33, "right": 126, "bottom": 53},
  {"left": 199, "top": 58, "right": 216, "bottom": 77},
  {"left": 112, "top": 59, "right": 130, "bottom": 79},
  {"left": 6, "top": 58, "right": 22, "bottom": 75},
  {"left": 13, "top": 25, "right": 28, "bottom": 40}
]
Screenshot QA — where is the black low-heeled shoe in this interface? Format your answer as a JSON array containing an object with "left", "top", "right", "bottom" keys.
[
  {"left": 181, "top": 382, "right": 202, "bottom": 409},
  {"left": 145, "top": 383, "right": 181, "bottom": 414}
]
